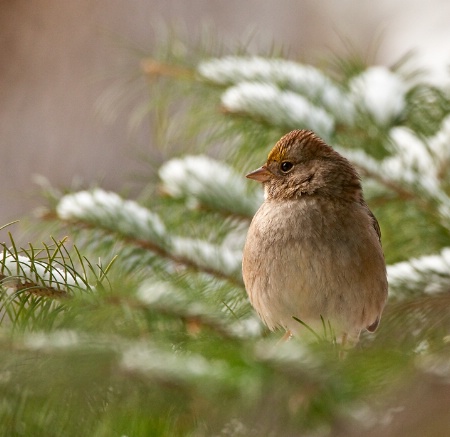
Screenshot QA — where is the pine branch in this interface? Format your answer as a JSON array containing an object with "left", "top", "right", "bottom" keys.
[
  {"left": 159, "top": 154, "right": 260, "bottom": 219},
  {"left": 53, "top": 189, "right": 244, "bottom": 286},
  {"left": 0, "top": 237, "right": 90, "bottom": 299},
  {"left": 3, "top": 44, "right": 450, "bottom": 436},
  {"left": 387, "top": 247, "right": 450, "bottom": 299},
  {"left": 198, "top": 56, "right": 354, "bottom": 123},
  {"left": 112, "top": 278, "right": 261, "bottom": 340},
  {"left": 338, "top": 118, "right": 450, "bottom": 225},
  {"left": 220, "top": 81, "right": 335, "bottom": 141},
  {"left": 141, "top": 58, "right": 195, "bottom": 80},
  {"left": 347, "top": 66, "right": 408, "bottom": 125}
]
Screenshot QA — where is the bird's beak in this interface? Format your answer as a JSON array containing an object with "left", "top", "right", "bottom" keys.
[{"left": 246, "top": 165, "right": 272, "bottom": 182}]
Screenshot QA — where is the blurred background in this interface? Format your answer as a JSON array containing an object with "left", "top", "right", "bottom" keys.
[{"left": 2, "top": 0, "right": 450, "bottom": 225}]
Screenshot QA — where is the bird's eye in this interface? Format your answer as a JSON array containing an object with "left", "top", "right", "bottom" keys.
[{"left": 280, "top": 161, "right": 294, "bottom": 173}]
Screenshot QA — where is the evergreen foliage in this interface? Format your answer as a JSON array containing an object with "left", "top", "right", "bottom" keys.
[{"left": 1, "top": 35, "right": 450, "bottom": 436}]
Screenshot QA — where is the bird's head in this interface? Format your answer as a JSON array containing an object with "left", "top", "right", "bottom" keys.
[{"left": 246, "top": 130, "right": 362, "bottom": 201}]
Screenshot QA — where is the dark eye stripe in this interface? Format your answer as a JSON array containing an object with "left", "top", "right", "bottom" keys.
[{"left": 280, "top": 161, "right": 293, "bottom": 173}]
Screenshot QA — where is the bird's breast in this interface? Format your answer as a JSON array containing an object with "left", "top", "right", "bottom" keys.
[{"left": 242, "top": 197, "right": 387, "bottom": 332}]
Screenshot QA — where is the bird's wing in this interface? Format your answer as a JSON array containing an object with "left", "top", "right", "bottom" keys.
[{"left": 361, "top": 200, "right": 382, "bottom": 242}]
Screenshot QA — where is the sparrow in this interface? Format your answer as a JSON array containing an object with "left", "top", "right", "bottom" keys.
[{"left": 242, "top": 130, "right": 388, "bottom": 345}]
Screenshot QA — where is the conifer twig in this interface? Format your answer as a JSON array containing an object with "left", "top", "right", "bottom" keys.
[{"left": 141, "top": 58, "right": 195, "bottom": 80}]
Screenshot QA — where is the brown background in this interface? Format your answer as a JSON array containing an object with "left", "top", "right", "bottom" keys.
[{"left": 1, "top": 0, "right": 449, "bottom": 226}]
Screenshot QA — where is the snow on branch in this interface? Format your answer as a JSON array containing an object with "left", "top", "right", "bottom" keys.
[
  {"left": 198, "top": 58, "right": 416, "bottom": 132},
  {"left": 159, "top": 155, "right": 261, "bottom": 217},
  {"left": 56, "top": 189, "right": 244, "bottom": 284},
  {"left": 0, "top": 249, "right": 86, "bottom": 297},
  {"left": 387, "top": 127, "right": 439, "bottom": 193},
  {"left": 172, "top": 236, "right": 242, "bottom": 279},
  {"left": 348, "top": 66, "right": 408, "bottom": 126},
  {"left": 337, "top": 116, "right": 450, "bottom": 219},
  {"left": 137, "top": 279, "right": 262, "bottom": 339},
  {"left": 340, "top": 127, "right": 441, "bottom": 197},
  {"left": 57, "top": 189, "right": 167, "bottom": 246},
  {"left": 221, "top": 82, "right": 334, "bottom": 140},
  {"left": 428, "top": 114, "right": 450, "bottom": 164},
  {"left": 136, "top": 279, "right": 233, "bottom": 337},
  {"left": 387, "top": 247, "right": 450, "bottom": 299},
  {"left": 120, "top": 341, "right": 233, "bottom": 386},
  {"left": 198, "top": 56, "right": 354, "bottom": 122}
]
